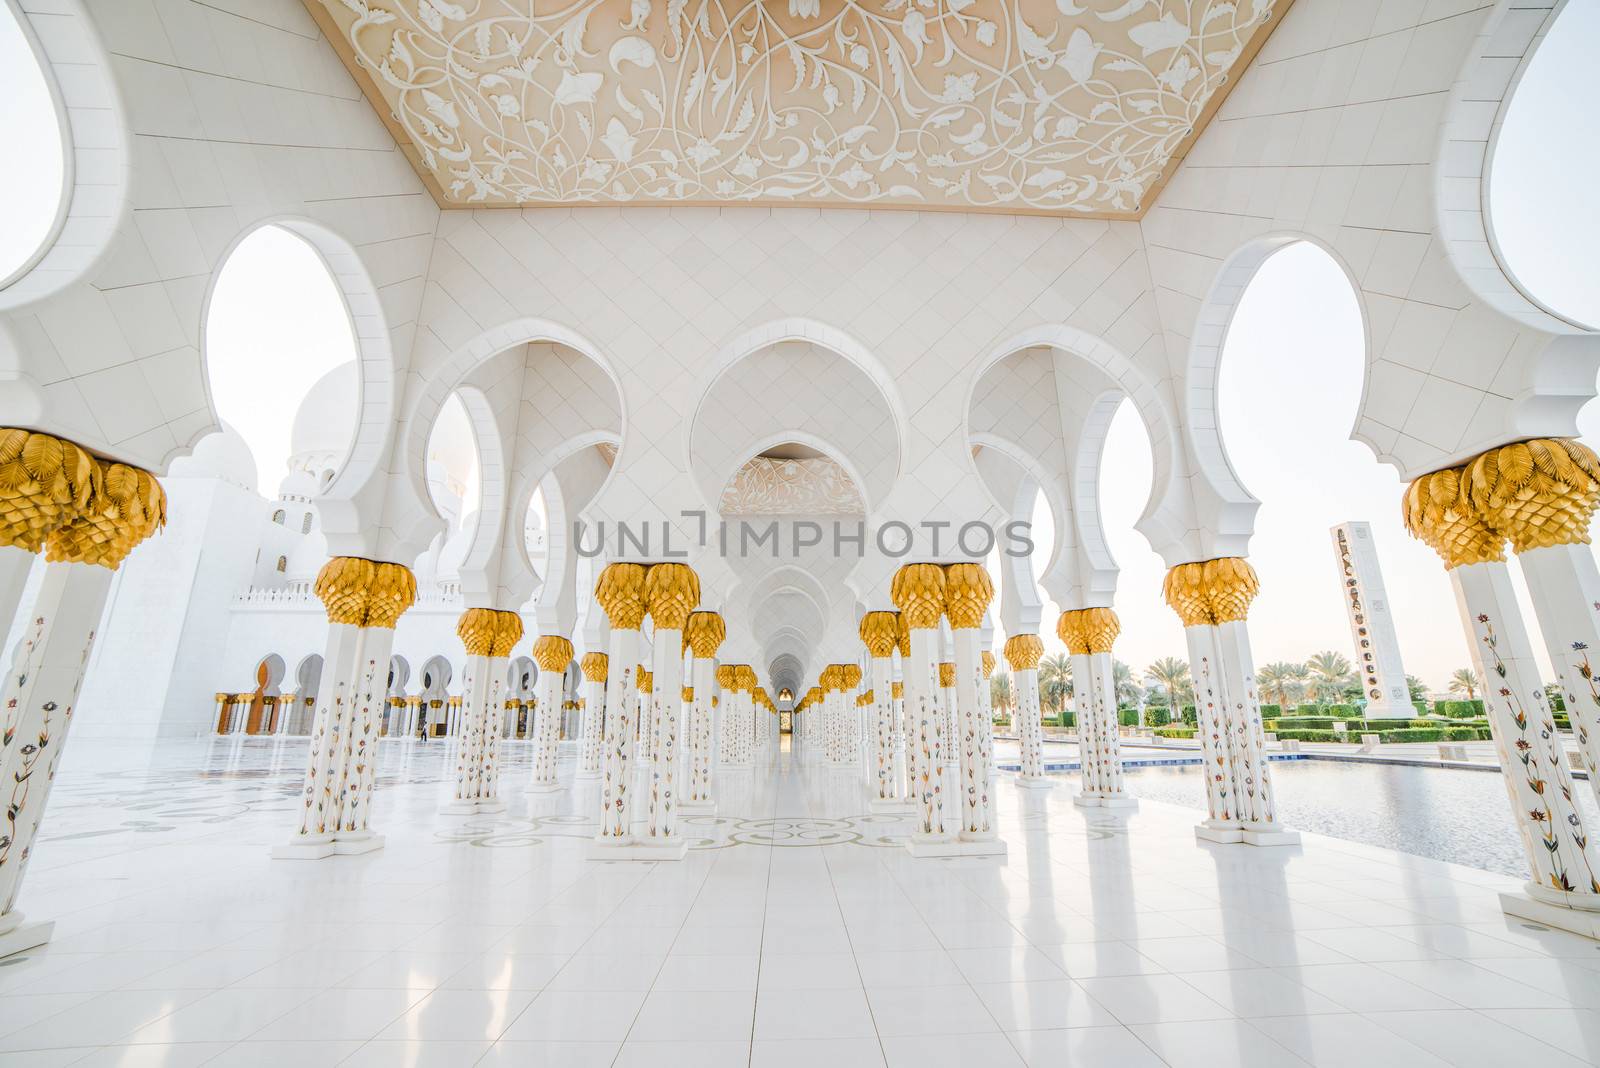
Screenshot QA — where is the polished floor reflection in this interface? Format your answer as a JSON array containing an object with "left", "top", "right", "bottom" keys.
[{"left": 7, "top": 737, "right": 1600, "bottom": 1067}]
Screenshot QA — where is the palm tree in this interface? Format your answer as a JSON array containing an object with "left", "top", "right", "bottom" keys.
[
  {"left": 1406, "top": 674, "right": 1427, "bottom": 702},
  {"left": 1257, "top": 661, "right": 1308, "bottom": 707},
  {"left": 1304, "top": 651, "right": 1354, "bottom": 704},
  {"left": 1038, "top": 653, "right": 1073, "bottom": 714},
  {"left": 1449, "top": 668, "right": 1480, "bottom": 701},
  {"left": 1113, "top": 660, "right": 1142, "bottom": 708},
  {"left": 1146, "top": 657, "right": 1193, "bottom": 707},
  {"left": 989, "top": 671, "right": 1013, "bottom": 714}
]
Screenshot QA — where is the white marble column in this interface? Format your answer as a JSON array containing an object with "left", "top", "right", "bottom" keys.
[
  {"left": 1006, "top": 635, "right": 1049, "bottom": 787},
  {"left": 594, "top": 564, "right": 645, "bottom": 851},
  {"left": 529, "top": 635, "right": 573, "bottom": 795},
  {"left": 0, "top": 560, "right": 114, "bottom": 956},
  {"left": 893, "top": 564, "right": 952, "bottom": 854},
  {"left": 1520, "top": 544, "right": 1600, "bottom": 801},
  {"left": 577, "top": 652, "right": 607, "bottom": 780},
  {"left": 278, "top": 557, "right": 416, "bottom": 859},
  {"left": 446, "top": 609, "right": 521, "bottom": 813},
  {"left": 683, "top": 612, "right": 724, "bottom": 809},
  {"left": 862, "top": 611, "right": 902, "bottom": 809},
  {"left": 1165, "top": 559, "right": 1293, "bottom": 846},
  {"left": 717, "top": 665, "right": 742, "bottom": 767},
  {"left": 1059, "top": 609, "right": 1132, "bottom": 809},
  {"left": 641, "top": 563, "right": 697, "bottom": 855},
  {"left": 980, "top": 650, "right": 997, "bottom": 784},
  {"left": 947, "top": 563, "right": 1002, "bottom": 852}
]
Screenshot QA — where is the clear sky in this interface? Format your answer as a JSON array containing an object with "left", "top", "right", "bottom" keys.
[{"left": 3, "top": 3, "right": 1596, "bottom": 693}]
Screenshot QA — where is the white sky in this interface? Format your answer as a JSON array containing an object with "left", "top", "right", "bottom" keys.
[
  {"left": 0, "top": 3, "right": 64, "bottom": 284},
  {"left": 4, "top": 3, "right": 1596, "bottom": 692}
]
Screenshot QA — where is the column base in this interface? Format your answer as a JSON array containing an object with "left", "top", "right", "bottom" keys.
[
  {"left": 1075, "top": 793, "right": 1138, "bottom": 810},
  {"left": 1194, "top": 820, "right": 1244, "bottom": 845},
  {"left": 907, "top": 836, "right": 1008, "bottom": 859},
  {"left": 1500, "top": 886, "right": 1600, "bottom": 939},
  {"left": 1014, "top": 775, "right": 1054, "bottom": 790},
  {"left": 527, "top": 781, "right": 564, "bottom": 795},
  {"left": 679, "top": 799, "right": 716, "bottom": 813},
  {"left": 1240, "top": 824, "right": 1300, "bottom": 847},
  {"left": 0, "top": 916, "right": 53, "bottom": 959},
  {"left": 575, "top": 769, "right": 602, "bottom": 782},
  {"left": 870, "top": 797, "right": 913, "bottom": 813},
  {"left": 272, "top": 836, "right": 337, "bottom": 860},
  {"left": 333, "top": 832, "right": 386, "bottom": 855},
  {"left": 588, "top": 836, "right": 690, "bottom": 862}
]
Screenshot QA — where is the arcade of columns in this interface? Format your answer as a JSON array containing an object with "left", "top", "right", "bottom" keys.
[{"left": 13, "top": 430, "right": 1600, "bottom": 944}]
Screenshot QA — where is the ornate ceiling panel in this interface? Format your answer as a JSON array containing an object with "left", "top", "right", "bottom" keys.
[
  {"left": 308, "top": 0, "right": 1286, "bottom": 216},
  {"left": 720, "top": 455, "right": 864, "bottom": 514}
]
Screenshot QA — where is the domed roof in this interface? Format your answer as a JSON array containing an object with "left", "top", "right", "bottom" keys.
[
  {"left": 170, "top": 421, "right": 258, "bottom": 492},
  {"left": 289, "top": 362, "right": 357, "bottom": 471}
]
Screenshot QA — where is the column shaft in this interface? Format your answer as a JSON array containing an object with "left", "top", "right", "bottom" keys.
[
  {"left": 1519, "top": 543, "right": 1600, "bottom": 801},
  {"left": 530, "top": 662, "right": 564, "bottom": 790},
  {"left": 871, "top": 657, "right": 895, "bottom": 800},
  {"left": 1184, "top": 623, "right": 1240, "bottom": 835},
  {"left": 1017, "top": 668, "right": 1044, "bottom": 781},
  {"left": 1456, "top": 561, "right": 1600, "bottom": 902},
  {"left": 646, "top": 627, "right": 684, "bottom": 839},
  {"left": 688, "top": 658, "right": 716, "bottom": 806},
  {"left": 908, "top": 628, "right": 947, "bottom": 840},
  {"left": 0, "top": 562, "right": 114, "bottom": 949},
  {"left": 450, "top": 652, "right": 493, "bottom": 807},
  {"left": 953, "top": 630, "right": 991, "bottom": 838},
  {"left": 598, "top": 627, "right": 641, "bottom": 840}
]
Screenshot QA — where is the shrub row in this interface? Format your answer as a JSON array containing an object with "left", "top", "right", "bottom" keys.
[{"left": 1272, "top": 726, "right": 1492, "bottom": 744}]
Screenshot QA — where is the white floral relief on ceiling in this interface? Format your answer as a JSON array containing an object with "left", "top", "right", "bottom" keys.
[
  {"left": 315, "top": 0, "right": 1283, "bottom": 214},
  {"left": 720, "top": 456, "right": 865, "bottom": 514}
]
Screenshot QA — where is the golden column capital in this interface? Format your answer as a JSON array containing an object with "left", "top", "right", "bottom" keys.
[
  {"left": 316, "top": 557, "right": 417, "bottom": 628},
  {"left": 861, "top": 689, "right": 875, "bottom": 705},
  {"left": 981, "top": 651, "right": 996, "bottom": 678},
  {"left": 0, "top": 428, "right": 98, "bottom": 554},
  {"left": 45, "top": 458, "right": 167, "bottom": 570},
  {"left": 1057, "top": 608, "right": 1119, "bottom": 654},
  {"left": 1403, "top": 466, "right": 1505, "bottom": 568},
  {"left": 595, "top": 562, "right": 648, "bottom": 630},
  {"left": 532, "top": 634, "right": 574, "bottom": 672},
  {"left": 842, "top": 663, "right": 862, "bottom": 689},
  {"left": 685, "top": 610, "right": 726, "bottom": 658},
  {"left": 1003, "top": 633, "right": 1044, "bottom": 670},
  {"left": 1162, "top": 557, "right": 1258, "bottom": 627},
  {"left": 890, "top": 563, "right": 946, "bottom": 629},
  {"left": 943, "top": 562, "right": 993, "bottom": 629},
  {"left": 682, "top": 686, "right": 693, "bottom": 702},
  {"left": 859, "top": 610, "right": 900, "bottom": 658},
  {"left": 644, "top": 561, "right": 700, "bottom": 629},
  {"left": 938, "top": 662, "right": 956, "bottom": 688},
  {"left": 735, "top": 665, "right": 757, "bottom": 692},
  {"left": 806, "top": 686, "right": 823, "bottom": 706},
  {"left": 637, "top": 667, "right": 653, "bottom": 693},
  {"left": 892, "top": 681, "right": 904, "bottom": 700},
  {"left": 715, "top": 664, "right": 737, "bottom": 690},
  {"left": 896, "top": 612, "right": 911, "bottom": 657},
  {"left": 1459, "top": 438, "right": 1600, "bottom": 553},
  {"left": 458, "top": 608, "right": 525, "bottom": 656},
  {"left": 581, "top": 651, "right": 609, "bottom": 682}
]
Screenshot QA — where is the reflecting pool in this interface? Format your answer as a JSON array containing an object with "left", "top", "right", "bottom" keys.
[{"left": 1115, "top": 759, "right": 1600, "bottom": 880}]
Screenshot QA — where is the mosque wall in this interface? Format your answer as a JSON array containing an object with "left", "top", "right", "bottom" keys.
[
  {"left": 1142, "top": 0, "right": 1597, "bottom": 486},
  {"left": 0, "top": 0, "right": 436, "bottom": 476}
]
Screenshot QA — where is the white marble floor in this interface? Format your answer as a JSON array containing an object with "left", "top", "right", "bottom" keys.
[{"left": 6, "top": 737, "right": 1600, "bottom": 1067}]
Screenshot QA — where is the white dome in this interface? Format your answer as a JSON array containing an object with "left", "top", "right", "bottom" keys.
[
  {"left": 170, "top": 422, "right": 258, "bottom": 492},
  {"left": 288, "top": 362, "right": 357, "bottom": 473}
]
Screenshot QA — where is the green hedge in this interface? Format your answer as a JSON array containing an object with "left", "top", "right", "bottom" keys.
[
  {"left": 1181, "top": 704, "right": 1197, "bottom": 726},
  {"left": 1327, "top": 703, "right": 1358, "bottom": 718},
  {"left": 1155, "top": 726, "right": 1196, "bottom": 739},
  {"left": 1273, "top": 725, "right": 1493, "bottom": 744},
  {"left": 1267, "top": 716, "right": 1490, "bottom": 733},
  {"left": 1118, "top": 708, "right": 1139, "bottom": 726},
  {"left": 1260, "top": 703, "right": 1282, "bottom": 717},
  {"left": 1434, "top": 699, "right": 1485, "bottom": 718},
  {"left": 1146, "top": 707, "right": 1171, "bottom": 727}
]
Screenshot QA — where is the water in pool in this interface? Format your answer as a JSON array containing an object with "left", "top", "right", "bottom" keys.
[{"left": 1111, "top": 759, "right": 1600, "bottom": 880}]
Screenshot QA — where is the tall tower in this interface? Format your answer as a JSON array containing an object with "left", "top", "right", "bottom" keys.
[{"left": 1330, "top": 522, "right": 1413, "bottom": 718}]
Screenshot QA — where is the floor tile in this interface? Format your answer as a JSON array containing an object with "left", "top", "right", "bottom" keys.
[
  {"left": 626, "top": 989, "right": 755, "bottom": 1042},
  {"left": 247, "top": 988, "right": 431, "bottom": 1042},
  {"left": 1130, "top": 1019, "right": 1311, "bottom": 1067},
  {"left": 1074, "top": 973, "right": 1234, "bottom": 1025},
  {"left": 374, "top": 988, "right": 537, "bottom": 1041},
  {"left": 750, "top": 1037, "right": 886, "bottom": 1068},
  {"left": 754, "top": 986, "right": 875, "bottom": 1040},
  {"left": 1248, "top": 1013, "right": 1450, "bottom": 1067},
  {"left": 1004, "top": 1025, "right": 1166, "bottom": 1067},
  {"left": 882, "top": 1032, "right": 1024, "bottom": 1067},
  {"left": 866, "top": 983, "right": 1001, "bottom": 1036},
  {"left": 498, "top": 989, "right": 647, "bottom": 1042}
]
